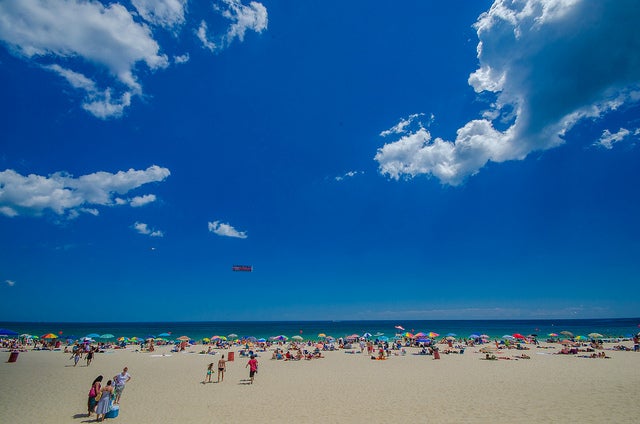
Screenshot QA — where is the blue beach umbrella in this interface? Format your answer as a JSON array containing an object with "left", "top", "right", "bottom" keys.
[
  {"left": 85, "top": 333, "right": 100, "bottom": 338},
  {"left": 99, "top": 334, "right": 115, "bottom": 339},
  {"left": 379, "top": 336, "right": 389, "bottom": 342},
  {"left": 157, "top": 333, "right": 171, "bottom": 337},
  {"left": 257, "top": 338, "right": 266, "bottom": 343},
  {"left": 0, "top": 328, "right": 19, "bottom": 336},
  {"left": 446, "top": 333, "right": 457, "bottom": 337}
]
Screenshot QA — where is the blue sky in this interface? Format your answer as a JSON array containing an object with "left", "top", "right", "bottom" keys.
[{"left": 1, "top": 0, "right": 639, "bottom": 321}]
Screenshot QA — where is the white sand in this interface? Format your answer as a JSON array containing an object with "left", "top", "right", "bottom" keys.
[{"left": 1, "top": 342, "right": 639, "bottom": 423}]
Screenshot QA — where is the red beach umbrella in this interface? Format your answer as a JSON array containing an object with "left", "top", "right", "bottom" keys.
[{"left": 512, "top": 333, "right": 526, "bottom": 339}]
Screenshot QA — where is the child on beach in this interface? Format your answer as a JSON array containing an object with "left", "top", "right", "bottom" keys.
[
  {"left": 246, "top": 355, "right": 258, "bottom": 384},
  {"left": 205, "top": 363, "right": 214, "bottom": 383}
]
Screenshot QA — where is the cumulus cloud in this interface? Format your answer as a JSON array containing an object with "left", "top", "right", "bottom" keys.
[
  {"left": 208, "top": 220, "right": 247, "bottom": 239},
  {"left": 375, "top": 0, "right": 640, "bottom": 185},
  {"left": 173, "top": 53, "right": 190, "bottom": 64},
  {"left": 133, "top": 221, "right": 164, "bottom": 237},
  {"left": 0, "top": 165, "right": 170, "bottom": 218},
  {"left": 129, "top": 194, "right": 157, "bottom": 207},
  {"left": 5, "top": 280, "right": 16, "bottom": 287},
  {"left": 0, "top": 0, "right": 168, "bottom": 118},
  {"left": 594, "top": 128, "right": 631, "bottom": 150},
  {"left": 198, "top": 0, "right": 267, "bottom": 52},
  {"left": 379, "top": 113, "right": 428, "bottom": 137},
  {"left": 132, "top": 0, "right": 187, "bottom": 29}
]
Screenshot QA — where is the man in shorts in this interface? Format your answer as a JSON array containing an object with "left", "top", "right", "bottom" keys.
[
  {"left": 113, "top": 367, "right": 132, "bottom": 404},
  {"left": 246, "top": 355, "right": 258, "bottom": 384}
]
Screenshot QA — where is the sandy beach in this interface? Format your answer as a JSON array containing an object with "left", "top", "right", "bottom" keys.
[{"left": 1, "top": 340, "right": 639, "bottom": 423}]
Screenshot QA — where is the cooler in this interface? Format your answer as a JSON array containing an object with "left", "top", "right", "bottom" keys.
[
  {"left": 227, "top": 351, "right": 234, "bottom": 361},
  {"left": 105, "top": 405, "right": 119, "bottom": 418},
  {"left": 7, "top": 351, "right": 19, "bottom": 363}
]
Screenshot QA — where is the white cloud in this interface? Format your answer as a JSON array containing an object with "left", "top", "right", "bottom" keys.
[
  {"left": 129, "top": 194, "right": 157, "bottom": 207},
  {"left": 133, "top": 222, "right": 164, "bottom": 237},
  {"left": 375, "top": 0, "right": 640, "bottom": 185},
  {"left": 199, "top": 0, "right": 267, "bottom": 52},
  {"left": 174, "top": 53, "right": 190, "bottom": 64},
  {"left": 335, "top": 171, "right": 363, "bottom": 181},
  {"left": 380, "top": 113, "right": 427, "bottom": 137},
  {"left": 0, "top": 165, "right": 170, "bottom": 218},
  {"left": 132, "top": 0, "right": 187, "bottom": 29},
  {"left": 0, "top": 0, "right": 168, "bottom": 118},
  {"left": 219, "top": 0, "right": 268, "bottom": 45},
  {"left": 594, "top": 128, "right": 631, "bottom": 150},
  {"left": 197, "top": 20, "right": 217, "bottom": 52},
  {"left": 208, "top": 220, "right": 247, "bottom": 239},
  {"left": 5, "top": 280, "right": 16, "bottom": 287}
]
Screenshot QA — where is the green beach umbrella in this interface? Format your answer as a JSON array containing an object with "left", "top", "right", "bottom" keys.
[{"left": 99, "top": 334, "right": 115, "bottom": 339}]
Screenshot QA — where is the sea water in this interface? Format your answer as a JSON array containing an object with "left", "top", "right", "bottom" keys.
[{"left": 1, "top": 318, "right": 638, "bottom": 341}]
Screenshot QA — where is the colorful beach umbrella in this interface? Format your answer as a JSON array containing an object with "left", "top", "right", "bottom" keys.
[
  {"left": 414, "top": 332, "right": 427, "bottom": 338},
  {"left": 318, "top": 333, "right": 327, "bottom": 338},
  {"left": 428, "top": 332, "right": 440, "bottom": 338},
  {"left": 41, "top": 333, "right": 58, "bottom": 339},
  {"left": 117, "top": 337, "right": 128, "bottom": 342},
  {"left": 402, "top": 332, "right": 414, "bottom": 338},
  {"left": 548, "top": 333, "right": 559, "bottom": 337},
  {"left": 394, "top": 325, "right": 405, "bottom": 331}
]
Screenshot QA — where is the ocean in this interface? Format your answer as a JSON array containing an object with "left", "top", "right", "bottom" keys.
[{"left": 1, "top": 318, "right": 638, "bottom": 341}]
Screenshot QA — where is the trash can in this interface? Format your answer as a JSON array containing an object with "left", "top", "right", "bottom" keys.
[
  {"left": 8, "top": 351, "right": 19, "bottom": 363},
  {"left": 227, "top": 351, "right": 234, "bottom": 362}
]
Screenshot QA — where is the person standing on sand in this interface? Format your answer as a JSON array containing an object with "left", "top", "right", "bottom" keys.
[
  {"left": 246, "top": 355, "right": 258, "bottom": 384},
  {"left": 87, "top": 375, "right": 103, "bottom": 416},
  {"left": 205, "top": 363, "right": 214, "bottom": 383},
  {"left": 95, "top": 380, "right": 114, "bottom": 422},
  {"left": 113, "top": 367, "right": 132, "bottom": 404},
  {"left": 218, "top": 354, "right": 227, "bottom": 382}
]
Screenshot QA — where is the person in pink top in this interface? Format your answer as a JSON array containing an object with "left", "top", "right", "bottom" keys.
[{"left": 246, "top": 355, "right": 258, "bottom": 384}]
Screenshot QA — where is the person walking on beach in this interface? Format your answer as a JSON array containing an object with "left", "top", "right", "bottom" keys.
[
  {"left": 217, "top": 354, "right": 227, "bottom": 382},
  {"left": 246, "top": 355, "right": 258, "bottom": 384},
  {"left": 113, "top": 367, "right": 132, "bottom": 404},
  {"left": 205, "top": 363, "right": 214, "bottom": 383},
  {"left": 86, "top": 347, "right": 94, "bottom": 367},
  {"left": 73, "top": 350, "right": 81, "bottom": 367},
  {"left": 87, "top": 375, "right": 103, "bottom": 417}
]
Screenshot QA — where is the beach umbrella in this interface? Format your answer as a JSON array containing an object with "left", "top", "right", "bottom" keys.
[
  {"left": 177, "top": 336, "right": 190, "bottom": 341},
  {"left": 99, "top": 334, "right": 115, "bottom": 339},
  {"left": 0, "top": 328, "right": 19, "bottom": 336},
  {"left": 394, "top": 325, "right": 405, "bottom": 331},
  {"left": 144, "top": 334, "right": 156, "bottom": 340},
  {"left": 64, "top": 335, "right": 78, "bottom": 341},
  {"left": 379, "top": 336, "right": 389, "bottom": 342},
  {"left": 292, "top": 335, "right": 303, "bottom": 341},
  {"left": 117, "top": 337, "right": 128, "bottom": 342},
  {"left": 560, "top": 339, "right": 572, "bottom": 344},
  {"left": 362, "top": 332, "right": 372, "bottom": 338},
  {"left": 588, "top": 333, "right": 604, "bottom": 338},
  {"left": 228, "top": 333, "right": 238, "bottom": 339},
  {"left": 512, "top": 333, "right": 526, "bottom": 340},
  {"left": 257, "top": 338, "right": 266, "bottom": 343},
  {"left": 428, "top": 332, "right": 440, "bottom": 338},
  {"left": 446, "top": 336, "right": 456, "bottom": 341},
  {"left": 157, "top": 333, "right": 171, "bottom": 337},
  {"left": 42, "top": 333, "right": 58, "bottom": 339},
  {"left": 416, "top": 338, "right": 431, "bottom": 343},
  {"left": 318, "top": 333, "right": 327, "bottom": 338},
  {"left": 414, "top": 332, "right": 427, "bottom": 338},
  {"left": 469, "top": 334, "right": 480, "bottom": 339},
  {"left": 548, "top": 333, "right": 558, "bottom": 337},
  {"left": 560, "top": 331, "right": 574, "bottom": 338},
  {"left": 85, "top": 333, "right": 100, "bottom": 339},
  {"left": 575, "top": 335, "right": 587, "bottom": 341},
  {"left": 402, "top": 332, "right": 414, "bottom": 339},
  {"left": 480, "top": 334, "right": 489, "bottom": 339},
  {"left": 202, "top": 338, "right": 210, "bottom": 343},
  {"left": 446, "top": 333, "right": 457, "bottom": 337},
  {"left": 502, "top": 335, "right": 515, "bottom": 339},
  {"left": 374, "top": 332, "right": 384, "bottom": 337}
]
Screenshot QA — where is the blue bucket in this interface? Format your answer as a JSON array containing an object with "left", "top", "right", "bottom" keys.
[{"left": 105, "top": 405, "right": 119, "bottom": 418}]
